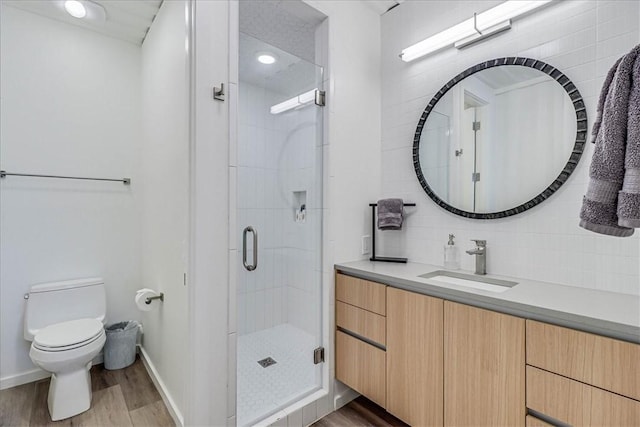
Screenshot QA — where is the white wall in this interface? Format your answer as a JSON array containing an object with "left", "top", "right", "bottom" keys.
[
  {"left": 305, "top": 0, "right": 383, "bottom": 419},
  {"left": 0, "top": 5, "right": 142, "bottom": 386},
  {"left": 139, "top": 1, "right": 189, "bottom": 422},
  {"left": 187, "top": 0, "right": 230, "bottom": 425},
  {"left": 380, "top": 0, "right": 640, "bottom": 295}
]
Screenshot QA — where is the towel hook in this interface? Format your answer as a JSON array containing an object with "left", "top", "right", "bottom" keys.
[{"left": 213, "top": 83, "right": 225, "bottom": 101}]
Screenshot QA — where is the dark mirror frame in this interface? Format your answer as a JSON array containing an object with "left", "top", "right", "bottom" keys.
[{"left": 413, "top": 57, "right": 587, "bottom": 219}]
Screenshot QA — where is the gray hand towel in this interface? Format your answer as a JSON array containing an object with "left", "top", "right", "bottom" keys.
[
  {"left": 377, "top": 198, "right": 404, "bottom": 230},
  {"left": 579, "top": 44, "right": 640, "bottom": 237}
]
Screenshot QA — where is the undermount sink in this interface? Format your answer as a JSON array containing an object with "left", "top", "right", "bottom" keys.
[{"left": 419, "top": 270, "right": 518, "bottom": 293}]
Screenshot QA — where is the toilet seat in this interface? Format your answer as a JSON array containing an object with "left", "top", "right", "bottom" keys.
[{"left": 33, "top": 318, "right": 104, "bottom": 352}]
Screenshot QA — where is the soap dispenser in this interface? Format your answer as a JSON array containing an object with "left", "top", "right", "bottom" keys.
[{"left": 444, "top": 234, "right": 460, "bottom": 270}]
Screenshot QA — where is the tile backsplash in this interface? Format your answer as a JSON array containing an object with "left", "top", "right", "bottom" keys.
[{"left": 379, "top": 0, "right": 640, "bottom": 295}]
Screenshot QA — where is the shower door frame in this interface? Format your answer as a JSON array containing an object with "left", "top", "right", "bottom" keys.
[{"left": 229, "top": 4, "right": 330, "bottom": 427}]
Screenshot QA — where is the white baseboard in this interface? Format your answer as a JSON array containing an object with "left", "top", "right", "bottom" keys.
[
  {"left": 0, "top": 368, "right": 49, "bottom": 390},
  {"left": 138, "top": 345, "right": 184, "bottom": 427},
  {"left": 333, "top": 388, "right": 359, "bottom": 410},
  {"left": 0, "top": 352, "right": 104, "bottom": 391}
]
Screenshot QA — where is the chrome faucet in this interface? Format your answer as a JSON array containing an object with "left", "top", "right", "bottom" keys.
[{"left": 466, "top": 239, "right": 486, "bottom": 275}]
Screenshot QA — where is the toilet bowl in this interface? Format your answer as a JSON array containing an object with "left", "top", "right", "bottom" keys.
[
  {"left": 29, "top": 318, "right": 106, "bottom": 421},
  {"left": 24, "top": 278, "right": 107, "bottom": 421}
]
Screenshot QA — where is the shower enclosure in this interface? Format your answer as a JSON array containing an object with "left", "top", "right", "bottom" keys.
[{"left": 236, "top": 30, "right": 324, "bottom": 426}]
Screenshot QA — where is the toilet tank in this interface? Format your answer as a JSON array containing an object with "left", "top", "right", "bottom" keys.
[{"left": 24, "top": 278, "right": 106, "bottom": 341}]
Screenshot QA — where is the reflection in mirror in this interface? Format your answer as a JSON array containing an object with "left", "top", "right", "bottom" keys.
[{"left": 415, "top": 58, "right": 586, "bottom": 219}]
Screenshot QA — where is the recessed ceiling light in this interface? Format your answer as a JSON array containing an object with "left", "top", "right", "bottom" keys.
[
  {"left": 257, "top": 53, "right": 277, "bottom": 65},
  {"left": 64, "top": 0, "right": 87, "bottom": 18}
]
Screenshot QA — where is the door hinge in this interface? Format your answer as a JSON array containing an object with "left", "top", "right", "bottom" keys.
[
  {"left": 472, "top": 121, "right": 481, "bottom": 131},
  {"left": 313, "top": 347, "right": 325, "bottom": 364},
  {"left": 314, "top": 90, "right": 326, "bottom": 107},
  {"left": 472, "top": 172, "right": 481, "bottom": 182}
]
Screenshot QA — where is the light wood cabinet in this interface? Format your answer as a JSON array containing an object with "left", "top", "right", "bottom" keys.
[
  {"left": 386, "top": 287, "right": 443, "bottom": 427},
  {"left": 444, "top": 301, "right": 525, "bottom": 427},
  {"left": 335, "top": 273, "right": 387, "bottom": 409},
  {"left": 527, "top": 366, "right": 640, "bottom": 426},
  {"left": 526, "top": 320, "right": 640, "bottom": 401},
  {"left": 334, "top": 271, "right": 639, "bottom": 427},
  {"left": 335, "top": 273, "right": 386, "bottom": 315},
  {"left": 336, "top": 301, "right": 386, "bottom": 346},
  {"left": 525, "top": 415, "right": 553, "bottom": 427},
  {"left": 335, "top": 331, "right": 386, "bottom": 408}
]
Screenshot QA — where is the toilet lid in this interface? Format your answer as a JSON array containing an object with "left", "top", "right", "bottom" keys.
[{"left": 33, "top": 318, "right": 104, "bottom": 350}]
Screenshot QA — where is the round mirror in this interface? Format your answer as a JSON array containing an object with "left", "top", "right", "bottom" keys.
[{"left": 414, "top": 57, "right": 587, "bottom": 219}]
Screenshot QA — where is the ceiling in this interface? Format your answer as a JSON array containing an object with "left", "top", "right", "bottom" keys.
[
  {"left": 3, "top": 0, "right": 162, "bottom": 45},
  {"left": 239, "top": 33, "right": 318, "bottom": 98},
  {"left": 475, "top": 66, "right": 549, "bottom": 90},
  {"left": 239, "top": 0, "right": 325, "bottom": 65},
  {"left": 362, "top": 0, "right": 402, "bottom": 15},
  {"left": 238, "top": 0, "right": 324, "bottom": 96},
  {"left": 4, "top": 0, "right": 400, "bottom": 47}
]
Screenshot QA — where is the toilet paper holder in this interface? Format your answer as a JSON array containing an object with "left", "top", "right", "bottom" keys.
[{"left": 145, "top": 293, "right": 164, "bottom": 305}]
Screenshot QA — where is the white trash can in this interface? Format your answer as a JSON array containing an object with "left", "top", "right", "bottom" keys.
[{"left": 104, "top": 321, "right": 139, "bottom": 370}]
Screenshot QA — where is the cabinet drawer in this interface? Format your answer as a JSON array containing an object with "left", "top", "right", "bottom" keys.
[
  {"left": 525, "top": 415, "right": 553, "bottom": 427},
  {"left": 335, "top": 331, "right": 386, "bottom": 408},
  {"left": 336, "top": 273, "right": 386, "bottom": 315},
  {"left": 336, "top": 301, "right": 386, "bottom": 346},
  {"left": 526, "top": 320, "right": 640, "bottom": 400},
  {"left": 527, "top": 366, "right": 640, "bottom": 426}
]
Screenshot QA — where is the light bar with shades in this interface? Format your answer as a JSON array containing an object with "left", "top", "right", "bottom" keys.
[
  {"left": 400, "top": 0, "right": 554, "bottom": 62},
  {"left": 270, "top": 89, "right": 318, "bottom": 115}
]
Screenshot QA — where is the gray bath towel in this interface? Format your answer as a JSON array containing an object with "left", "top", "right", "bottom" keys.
[
  {"left": 377, "top": 198, "right": 404, "bottom": 230},
  {"left": 579, "top": 44, "right": 640, "bottom": 237}
]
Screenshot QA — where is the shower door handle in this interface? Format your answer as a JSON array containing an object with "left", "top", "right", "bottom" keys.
[{"left": 242, "top": 226, "right": 258, "bottom": 271}]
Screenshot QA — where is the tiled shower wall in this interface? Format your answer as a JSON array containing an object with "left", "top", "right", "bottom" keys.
[
  {"left": 237, "top": 82, "right": 322, "bottom": 336},
  {"left": 380, "top": 0, "right": 640, "bottom": 295}
]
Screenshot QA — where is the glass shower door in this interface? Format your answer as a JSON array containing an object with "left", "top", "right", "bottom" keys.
[{"left": 236, "top": 33, "right": 324, "bottom": 427}]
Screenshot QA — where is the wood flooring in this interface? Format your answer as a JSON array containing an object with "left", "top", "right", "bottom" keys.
[
  {"left": 311, "top": 396, "right": 408, "bottom": 427},
  {"left": 0, "top": 356, "right": 174, "bottom": 427}
]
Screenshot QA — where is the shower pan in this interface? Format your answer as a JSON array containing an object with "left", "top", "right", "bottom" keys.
[{"left": 235, "top": 30, "right": 324, "bottom": 426}]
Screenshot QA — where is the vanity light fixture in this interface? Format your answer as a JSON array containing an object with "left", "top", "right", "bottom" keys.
[
  {"left": 270, "top": 88, "right": 318, "bottom": 114},
  {"left": 400, "top": 0, "right": 554, "bottom": 62}
]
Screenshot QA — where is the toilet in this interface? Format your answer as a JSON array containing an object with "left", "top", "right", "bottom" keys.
[{"left": 24, "top": 278, "right": 106, "bottom": 421}]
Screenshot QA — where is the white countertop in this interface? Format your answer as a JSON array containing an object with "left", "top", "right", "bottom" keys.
[{"left": 335, "top": 260, "right": 640, "bottom": 343}]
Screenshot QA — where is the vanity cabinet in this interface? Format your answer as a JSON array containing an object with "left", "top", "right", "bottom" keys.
[
  {"left": 526, "top": 320, "right": 640, "bottom": 401},
  {"left": 335, "top": 273, "right": 387, "bottom": 407},
  {"left": 335, "top": 331, "right": 386, "bottom": 407},
  {"left": 525, "top": 415, "right": 554, "bottom": 427},
  {"left": 526, "top": 320, "right": 640, "bottom": 425},
  {"left": 444, "top": 301, "right": 526, "bottom": 426},
  {"left": 334, "top": 271, "right": 640, "bottom": 427},
  {"left": 335, "top": 273, "right": 386, "bottom": 316},
  {"left": 386, "top": 287, "right": 443, "bottom": 426},
  {"left": 527, "top": 366, "right": 640, "bottom": 426}
]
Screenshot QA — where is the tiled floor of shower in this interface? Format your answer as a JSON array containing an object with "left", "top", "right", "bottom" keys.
[{"left": 237, "top": 323, "right": 319, "bottom": 427}]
